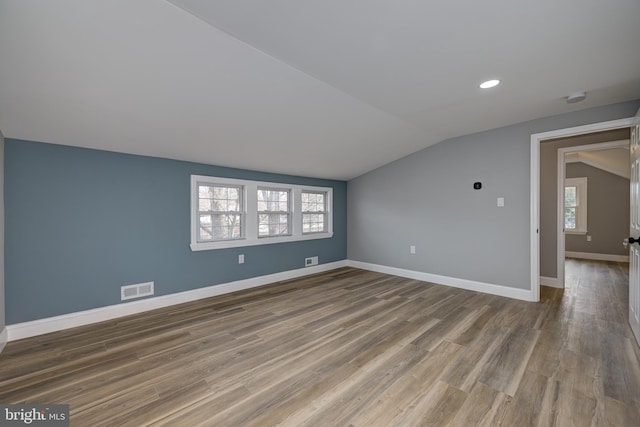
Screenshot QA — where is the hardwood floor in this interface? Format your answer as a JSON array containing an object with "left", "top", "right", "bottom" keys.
[{"left": 1, "top": 259, "right": 640, "bottom": 426}]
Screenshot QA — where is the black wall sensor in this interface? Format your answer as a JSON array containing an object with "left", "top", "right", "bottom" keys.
[{"left": 473, "top": 182, "right": 482, "bottom": 190}]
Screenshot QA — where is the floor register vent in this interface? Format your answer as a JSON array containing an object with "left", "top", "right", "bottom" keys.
[{"left": 121, "top": 281, "right": 155, "bottom": 301}]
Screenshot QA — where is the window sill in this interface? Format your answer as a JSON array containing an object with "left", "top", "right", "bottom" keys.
[
  {"left": 190, "top": 232, "right": 333, "bottom": 251},
  {"left": 564, "top": 230, "right": 587, "bottom": 235}
]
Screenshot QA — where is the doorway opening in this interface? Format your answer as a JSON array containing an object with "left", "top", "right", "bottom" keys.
[
  {"left": 530, "top": 117, "right": 634, "bottom": 301},
  {"left": 538, "top": 132, "right": 631, "bottom": 288}
]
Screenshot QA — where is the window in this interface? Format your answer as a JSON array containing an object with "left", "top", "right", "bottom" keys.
[
  {"left": 302, "top": 191, "right": 327, "bottom": 234},
  {"left": 197, "top": 184, "right": 243, "bottom": 242},
  {"left": 257, "top": 188, "right": 290, "bottom": 237},
  {"left": 191, "top": 175, "right": 333, "bottom": 250},
  {"left": 564, "top": 177, "right": 587, "bottom": 234}
]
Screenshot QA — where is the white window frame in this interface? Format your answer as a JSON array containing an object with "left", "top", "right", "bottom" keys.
[
  {"left": 564, "top": 177, "right": 588, "bottom": 235},
  {"left": 301, "top": 190, "right": 329, "bottom": 234},
  {"left": 196, "top": 183, "right": 245, "bottom": 243},
  {"left": 191, "top": 175, "right": 333, "bottom": 251},
  {"left": 257, "top": 186, "right": 292, "bottom": 238}
]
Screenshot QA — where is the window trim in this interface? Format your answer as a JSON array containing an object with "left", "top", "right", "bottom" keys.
[
  {"left": 301, "top": 190, "right": 329, "bottom": 235},
  {"left": 191, "top": 175, "right": 333, "bottom": 251},
  {"left": 257, "top": 186, "right": 292, "bottom": 238},
  {"left": 564, "top": 177, "right": 588, "bottom": 235},
  {"left": 196, "top": 183, "right": 245, "bottom": 243}
]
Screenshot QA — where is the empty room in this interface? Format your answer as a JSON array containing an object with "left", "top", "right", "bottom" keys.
[{"left": 1, "top": 1, "right": 640, "bottom": 426}]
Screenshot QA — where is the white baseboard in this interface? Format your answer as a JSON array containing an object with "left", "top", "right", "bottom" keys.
[
  {"left": 0, "top": 327, "right": 7, "bottom": 353},
  {"left": 6, "top": 260, "right": 348, "bottom": 341},
  {"left": 565, "top": 251, "right": 629, "bottom": 263},
  {"left": 6, "top": 258, "right": 541, "bottom": 341},
  {"left": 346, "top": 260, "right": 535, "bottom": 302},
  {"left": 540, "top": 276, "right": 563, "bottom": 288}
]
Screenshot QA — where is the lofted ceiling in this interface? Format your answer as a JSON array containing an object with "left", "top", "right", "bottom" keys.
[
  {"left": 566, "top": 147, "right": 630, "bottom": 180},
  {"left": 1, "top": 0, "right": 639, "bottom": 180}
]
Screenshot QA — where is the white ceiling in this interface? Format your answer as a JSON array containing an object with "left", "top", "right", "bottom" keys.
[
  {"left": 566, "top": 147, "right": 630, "bottom": 179},
  {"left": 1, "top": 1, "right": 639, "bottom": 180}
]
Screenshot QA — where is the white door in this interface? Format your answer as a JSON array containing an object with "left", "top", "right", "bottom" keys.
[{"left": 628, "top": 108, "right": 640, "bottom": 346}]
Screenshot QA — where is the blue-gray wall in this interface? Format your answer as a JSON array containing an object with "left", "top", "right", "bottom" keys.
[
  {"left": 5, "top": 139, "right": 347, "bottom": 324},
  {"left": 348, "top": 100, "right": 640, "bottom": 290}
]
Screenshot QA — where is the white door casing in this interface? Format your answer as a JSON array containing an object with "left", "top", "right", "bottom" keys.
[
  {"left": 530, "top": 117, "right": 634, "bottom": 302},
  {"left": 628, "top": 109, "right": 640, "bottom": 346}
]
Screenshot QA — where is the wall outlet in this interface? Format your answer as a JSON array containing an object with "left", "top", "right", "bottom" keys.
[
  {"left": 497, "top": 197, "right": 505, "bottom": 207},
  {"left": 239, "top": 254, "right": 245, "bottom": 264},
  {"left": 305, "top": 256, "right": 319, "bottom": 267},
  {"left": 586, "top": 235, "right": 592, "bottom": 242},
  {"left": 121, "top": 281, "right": 154, "bottom": 301},
  {"left": 410, "top": 245, "right": 416, "bottom": 254}
]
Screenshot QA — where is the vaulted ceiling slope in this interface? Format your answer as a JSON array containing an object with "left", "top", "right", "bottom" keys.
[{"left": 1, "top": 1, "right": 639, "bottom": 180}]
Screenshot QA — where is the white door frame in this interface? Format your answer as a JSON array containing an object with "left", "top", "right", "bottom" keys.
[
  {"left": 629, "top": 110, "right": 640, "bottom": 346},
  {"left": 530, "top": 118, "right": 634, "bottom": 301},
  {"left": 556, "top": 139, "right": 630, "bottom": 288}
]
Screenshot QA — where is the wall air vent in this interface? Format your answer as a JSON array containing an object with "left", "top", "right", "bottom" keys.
[
  {"left": 121, "top": 281, "right": 154, "bottom": 301},
  {"left": 305, "top": 256, "right": 319, "bottom": 267}
]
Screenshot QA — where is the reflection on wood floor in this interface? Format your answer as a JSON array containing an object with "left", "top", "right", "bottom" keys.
[{"left": 1, "top": 259, "right": 639, "bottom": 426}]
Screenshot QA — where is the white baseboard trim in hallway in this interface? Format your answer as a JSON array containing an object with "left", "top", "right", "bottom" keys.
[
  {"left": 347, "top": 260, "right": 535, "bottom": 302},
  {"left": 540, "top": 276, "right": 563, "bottom": 288},
  {"left": 565, "top": 251, "right": 629, "bottom": 263},
  {"left": 6, "top": 260, "right": 348, "bottom": 341}
]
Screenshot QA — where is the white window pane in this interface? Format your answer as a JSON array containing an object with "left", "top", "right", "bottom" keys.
[
  {"left": 258, "top": 189, "right": 290, "bottom": 213},
  {"left": 212, "top": 213, "right": 242, "bottom": 240},
  {"left": 303, "top": 213, "right": 326, "bottom": 233},
  {"left": 202, "top": 185, "right": 243, "bottom": 217},
  {"left": 199, "top": 185, "right": 213, "bottom": 198},
  {"left": 565, "top": 187, "right": 577, "bottom": 207},
  {"left": 198, "top": 199, "right": 213, "bottom": 211},
  {"left": 565, "top": 207, "right": 576, "bottom": 229},
  {"left": 258, "top": 213, "right": 290, "bottom": 236},
  {"left": 302, "top": 191, "right": 326, "bottom": 213},
  {"left": 213, "top": 187, "right": 225, "bottom": 198},
  {"left": 564, "top": 178, "right": 587, "bottom": 232},
  {"left": 215, "top": 199, "right": 229, "bottom": 211},
  {"left": 198, "top": 213, "right": 242, "bottom": 241},
  {"left": 199, "top": 225, "right": 213, "bottom": 241}
]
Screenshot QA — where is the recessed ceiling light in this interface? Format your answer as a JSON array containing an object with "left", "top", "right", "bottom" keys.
[{"left": 479, "top": 79, "right": 500, "bottom": 89}]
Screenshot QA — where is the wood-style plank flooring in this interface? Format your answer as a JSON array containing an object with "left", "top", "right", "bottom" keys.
[{"left": 1, "top": 259, "right": 640, "bottom": 426}]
